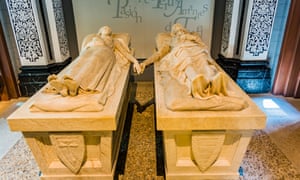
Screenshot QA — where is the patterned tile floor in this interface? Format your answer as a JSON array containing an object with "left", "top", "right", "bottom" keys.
[{"left": 0, "top": 83, "right": 300, "bottom": 179}]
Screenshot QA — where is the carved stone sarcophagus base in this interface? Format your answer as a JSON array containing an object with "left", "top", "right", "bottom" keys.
[
  {"left": 154, "top": 62, "right": 266, "bottom": 179},
  {"left": 8, "top": 64, "right": 131, "bottom": 179},
  {"left": 162, "top": 130, "right": 254, "bottom": 179}
]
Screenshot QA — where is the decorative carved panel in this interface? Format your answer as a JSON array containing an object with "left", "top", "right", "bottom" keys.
[
  {"left": 50, "top": 133, "right": 86, "bottom": 174},
  {"left": 241, "top": 0, "right": 278, "bottom": 60},
  {"left": 191, "top": 131, "right": 225, "bottom": 172},
  {"left": 6, "top": 0, "right": 43, "bottom": 62},
  {"left": 5, "top": 0, "right": 51, "bottom": 66},
  {"left": 245, "top": 0, "right": 277, "bottom": 56}
]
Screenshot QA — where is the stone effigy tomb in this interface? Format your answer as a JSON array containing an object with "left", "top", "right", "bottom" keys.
[
  {"left": 142, "top": 24, "right": 266, "bottom": 179},
  {"left": 7, "top": 27, "right": 139, "bottom": 179}
]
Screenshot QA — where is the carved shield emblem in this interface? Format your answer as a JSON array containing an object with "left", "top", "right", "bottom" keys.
[
  {"left": 191, "top": 131, "right": 225, "bottom": 172},
  {"left": 50, "top": 133, "right": 85, "bottom": 174}
]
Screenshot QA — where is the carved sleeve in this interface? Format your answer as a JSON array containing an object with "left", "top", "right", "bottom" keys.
[
  {"left": 143, "top": 44, "right": 171, "bottom": 67},
  {"left": 114, "top": 40, "right": 139, "bottom": 64}
]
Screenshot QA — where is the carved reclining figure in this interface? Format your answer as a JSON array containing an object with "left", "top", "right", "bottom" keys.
[
  {"left": 141, "top": 23, "right": 248, "bottom": 111},
  {"left": 30, "top": 26, "right": 141, "bottom": 112}
]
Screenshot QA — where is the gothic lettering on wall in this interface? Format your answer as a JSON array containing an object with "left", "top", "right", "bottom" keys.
[
  {"left": 73, "top": 0, "right": 215, "bottom": 57},
  {"left": 6, "top": 0, "right": 43, "bottom": 62},
  {"left": 109, "top": 0, "right": 209, "bottom": 35},
  {"left": 245, "top": 0, "right": 277, "bottom": 56},
  {"left": 52, "top": 0, "right": 69, "bottom": 58}
]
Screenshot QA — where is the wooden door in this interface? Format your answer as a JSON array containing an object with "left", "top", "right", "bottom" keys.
[
  {"left": 272, "top": 0, "right": 300, "bottom": 97},
  {"left": 0, "top": 21, "right": 20, "bottom": 100}
]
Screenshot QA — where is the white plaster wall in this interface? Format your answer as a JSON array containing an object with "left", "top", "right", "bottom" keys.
[{"left": 72, "top": 0, "right": 215, "bottom": 58}]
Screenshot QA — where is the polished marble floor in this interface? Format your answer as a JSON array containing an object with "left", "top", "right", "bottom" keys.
[{"left": 0, "top": 83, "right": 300, "bottom": 179}]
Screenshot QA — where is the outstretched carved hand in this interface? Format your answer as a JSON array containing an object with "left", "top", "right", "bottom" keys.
[
  {"left": 139, "top": 62, "right": 146, "bottom": 74},
  {"left": 133, "top": 62, "right": 142, "bottom": 75}
]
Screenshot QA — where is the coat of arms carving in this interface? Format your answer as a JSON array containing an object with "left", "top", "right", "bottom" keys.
[{"left": 50, "top": 133, "right": 86, "bottom": 174}]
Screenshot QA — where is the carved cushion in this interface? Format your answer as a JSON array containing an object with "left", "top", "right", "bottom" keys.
[
  {"left": 156, "top": 32, "right": 171, "bottom": 51},
  {"left": 81, "top": 33, "right": 130, "bottom": 51}
]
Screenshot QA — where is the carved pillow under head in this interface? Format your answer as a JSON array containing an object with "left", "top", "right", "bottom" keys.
[
  {"left": 155, "top": 32, "right": 171, "bottom": 51},
  {"left": 81, "top": 33, "right": 131, "bottom": 52}
]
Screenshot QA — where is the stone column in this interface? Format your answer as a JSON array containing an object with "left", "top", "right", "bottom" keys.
[
  {"left": 220, "top": 0, "right": 241, "bottom": 59},
  {"left": 43, "top": 0, "right": 70, "bottom": 63},
  {"left": 5, "top": 0, "right": 71, "bottom": 96},
  {"left": 6, "top": 0, "right": 52, "bottom": 66},
  {"left": 239, "top": 0, "right": 278, "bottom": 60},
  {"left": 218, "top": 0, "right": 278, "bottom": 93}
]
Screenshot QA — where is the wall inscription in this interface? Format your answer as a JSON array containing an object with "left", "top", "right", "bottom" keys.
[{"left": 73, "top": 0, "right": 215, "bottom": 57}]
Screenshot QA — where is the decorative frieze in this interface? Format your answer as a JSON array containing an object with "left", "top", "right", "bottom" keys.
[
  {"left": 219, "top": 0, "right": 277, "bottom": 93},
  {"left": 240, "top": 0, "right": 278, "bottom": 60},
  {"left": 6, "top": 0, "right": 71, "bottom": 96},
  {"left": 221, "top": 0, "right": 278, "bottom": 60},
  {"left": 6, "top": 0, "right": 70, "bottom": 64},
  {"left": 6, "top": 0, "right": 51, "bottom": 66}
]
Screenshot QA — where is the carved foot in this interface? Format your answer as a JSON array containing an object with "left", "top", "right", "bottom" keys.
[
  {"left": 59, "top": 87, "right": 68, "bottom": 97},
  {"left": 63, "top": 76, "right": 79, "bottom": 96},
  {"left": 48, "top": 74, "right": 58, "bottom": 82},
  {"left": 48, "top": 75, "right": 68, "bottom": 97}
]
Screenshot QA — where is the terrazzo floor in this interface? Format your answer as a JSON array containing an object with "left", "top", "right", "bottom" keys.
[{"left": 1, "top": 82, "right": 300, "bottom": 179}]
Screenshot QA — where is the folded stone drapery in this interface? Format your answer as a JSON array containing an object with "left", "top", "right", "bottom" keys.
[
  {"left": 141, "top": 24, "right": 248, "bottom": 111},
  {"left": 30, "top": 26, "right": 138, "bottom": 112}
]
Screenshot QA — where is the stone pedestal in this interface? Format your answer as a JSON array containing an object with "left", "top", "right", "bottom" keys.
[
  {"left": 154, "top": 63, "right": 266, "bottom": 179},
  {"left": 8, "top": 66, "right": 130, "bottom": 179}
]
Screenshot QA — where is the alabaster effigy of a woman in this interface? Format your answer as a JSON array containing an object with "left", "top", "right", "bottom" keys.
[{"left": 30, "top": 26, "right": 141, "bottom": 112}]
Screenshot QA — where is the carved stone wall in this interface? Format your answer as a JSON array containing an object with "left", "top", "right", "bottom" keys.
[
  {"left": 6, "top": 0, "right": 51, "bottom": 66},
  {"left": 240, "top": 0, "right": 278, "bottom": 60},
  {"left": 220, "top": 0, "right": 278, "bottom": 60},
  {"left": 5, "top": 0, "right": 71, "bottom": 96},
  {"left": 218, "top": 0, "right": 279, "bottom": 93}
]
